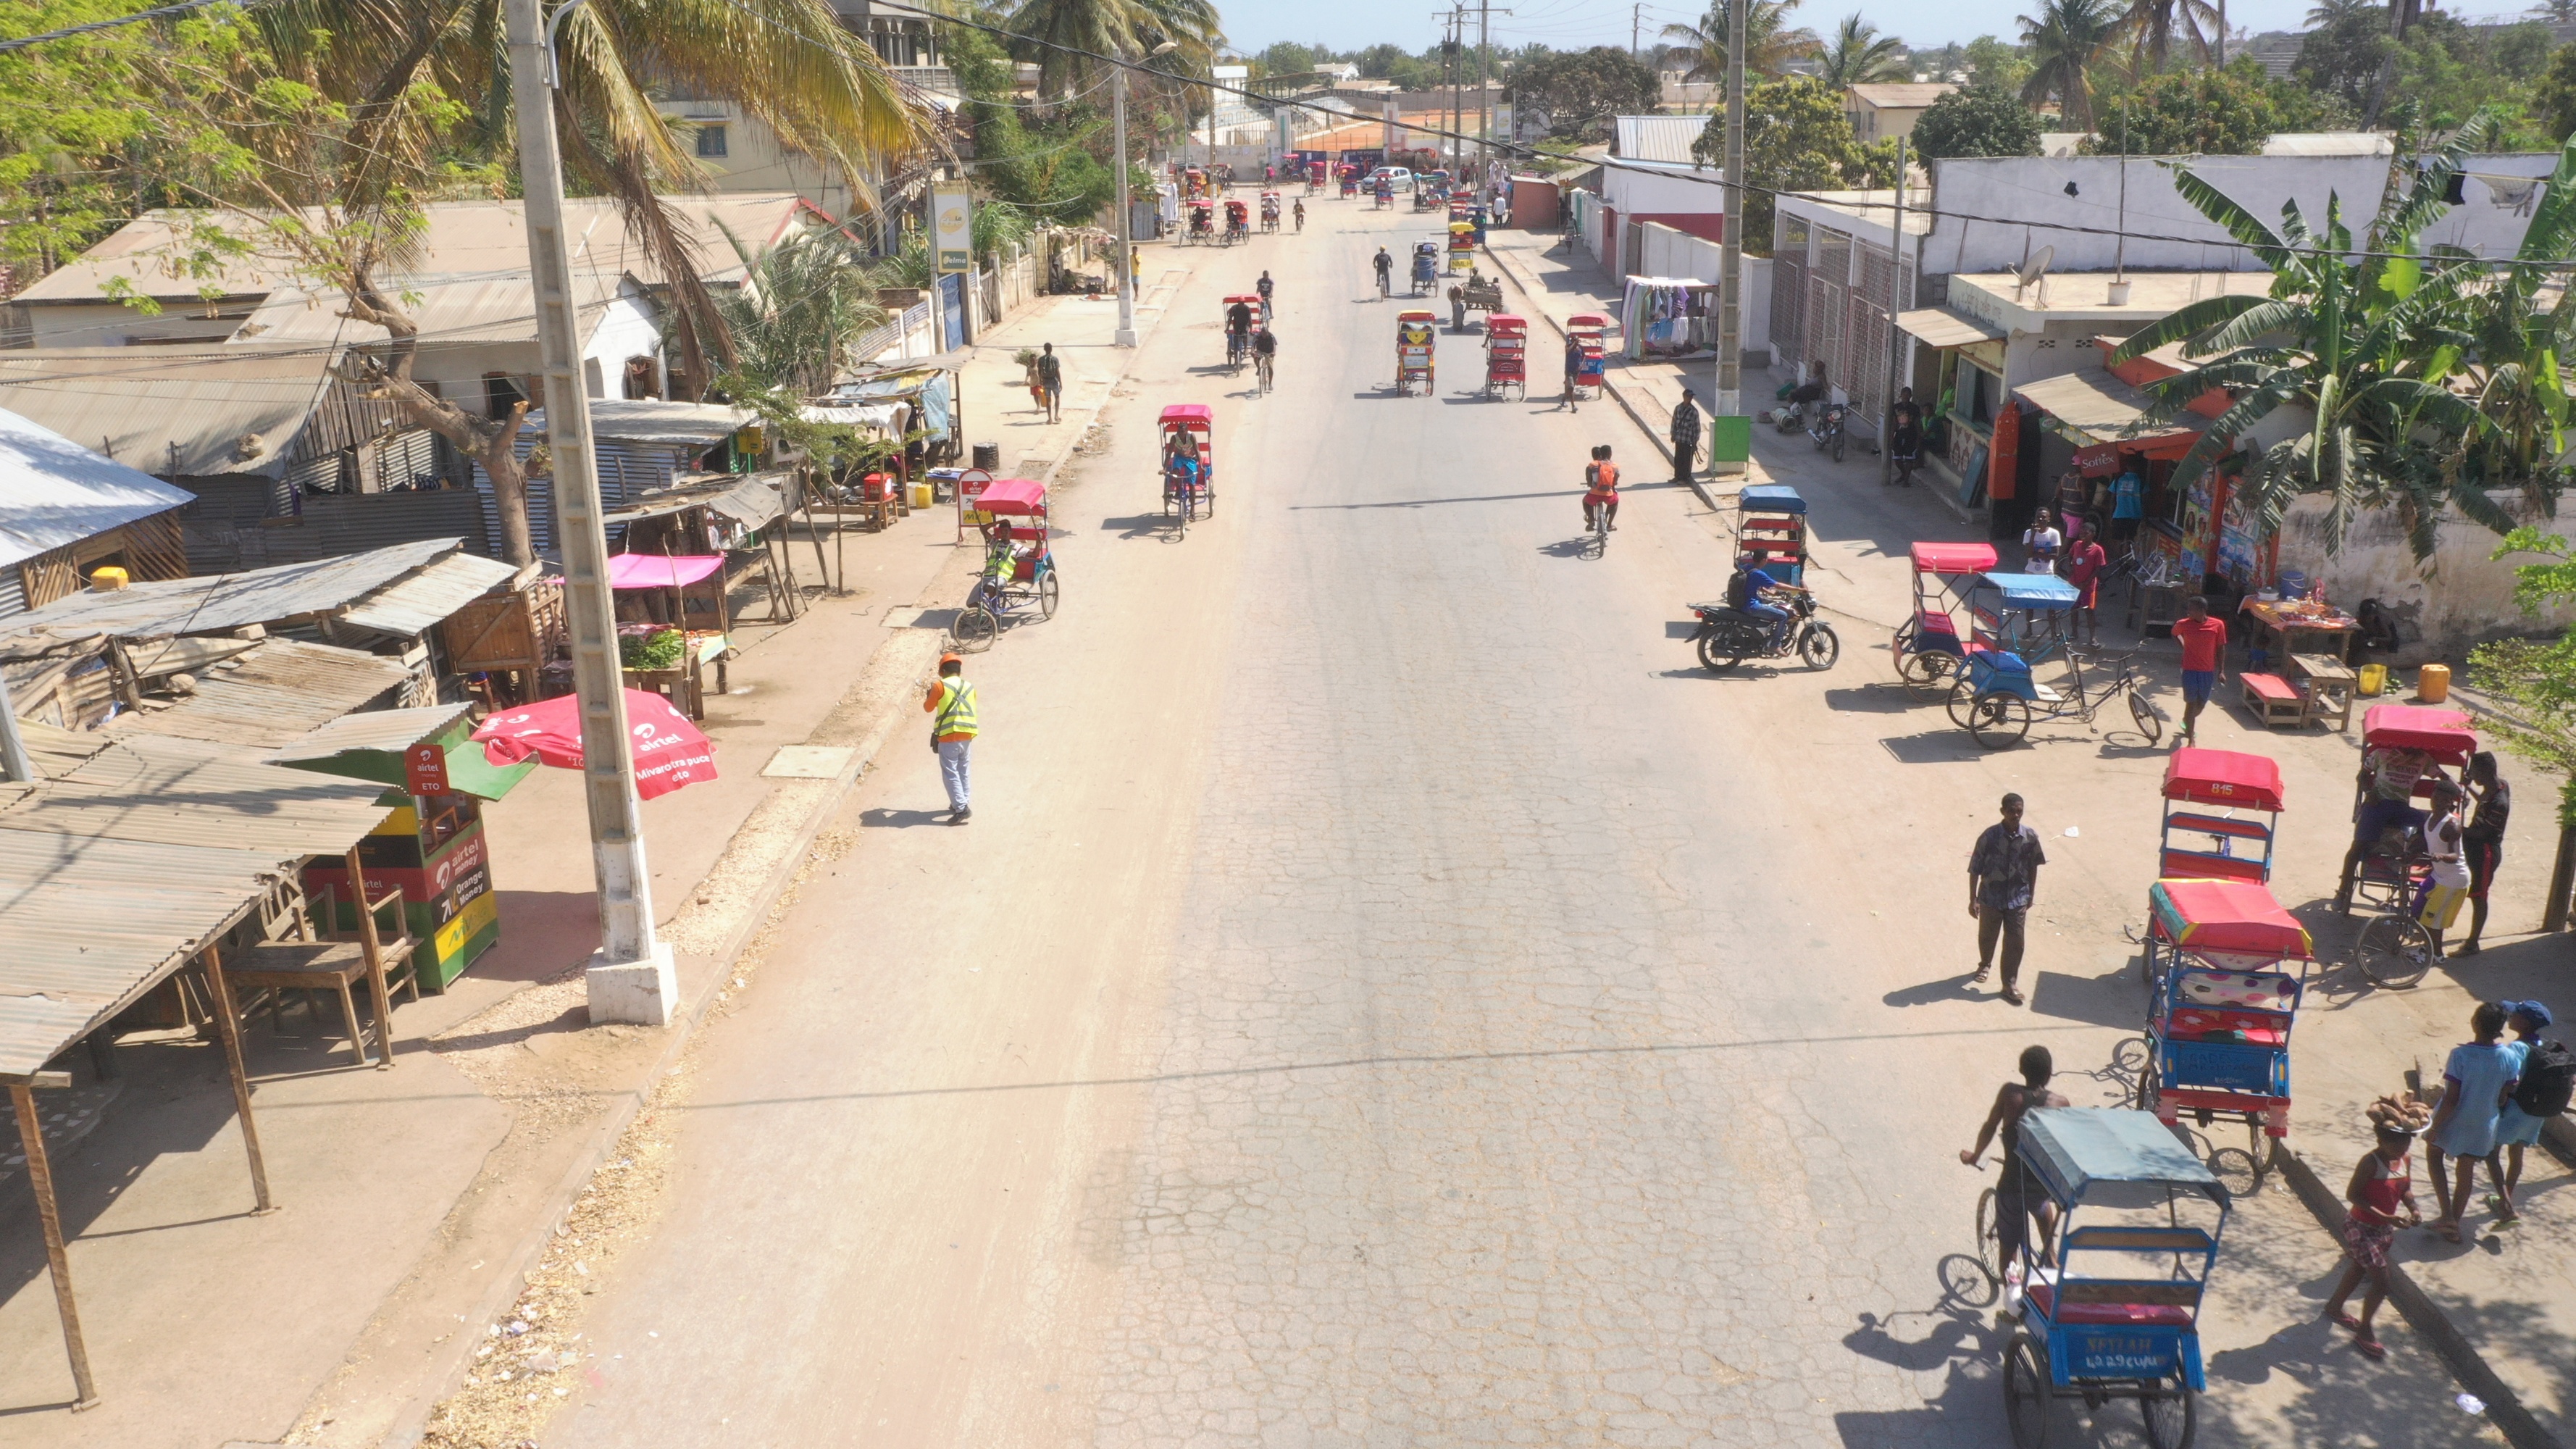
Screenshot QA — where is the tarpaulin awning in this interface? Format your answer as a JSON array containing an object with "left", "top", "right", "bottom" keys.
[
  {"left": 2149, "top": 879, "right": 2312, "bottom": 959},
  {"left": 1897, "top": 306, "right": 2005, "bottom": 349},
  {"left": 266, "top": 702, "right": 538, "bottom": 800},
  {"left": 2014, "top": 369, "right": 2208, "bottom": 451},
  {"left": 1982, "top": 571, "right": 2081, "bottom": 609},
  {"left": 2019, "top": 1108, "right": 2230, "bottom": 1210},
  {"left": 608, "top": 554, "right": 725, "bottom": 589}
]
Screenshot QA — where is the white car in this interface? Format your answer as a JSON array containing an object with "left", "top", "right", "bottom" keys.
[{"left": 1366, "top": 167, "right": 1413, "bottom": 190}]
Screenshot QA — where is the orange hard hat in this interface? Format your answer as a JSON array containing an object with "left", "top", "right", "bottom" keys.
[{"left": 939, "top": 652, "right": 962, "bottom": 667}]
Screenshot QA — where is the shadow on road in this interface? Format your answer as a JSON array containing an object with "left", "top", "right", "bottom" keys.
[{"left": 858, "top": 808, "right": 951, "bottom": 829}]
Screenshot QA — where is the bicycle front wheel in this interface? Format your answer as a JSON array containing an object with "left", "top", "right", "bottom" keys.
[
  {"left": 1944, "top": 677, "right": 1981, "bottom": 730},
  {"left": 2128, "top": 682, "right": 2164, "bottom": 744},
  {"left": 1974, "top": 1186, "right": 2002, "bottom": 1283},
  {"left": 2356, "top": 911, "right": 2435, "bottom": 988}
]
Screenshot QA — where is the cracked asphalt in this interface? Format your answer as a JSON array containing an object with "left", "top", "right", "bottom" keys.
[{"left": 538, "top": 201, "right": 2493, "bottom": 1449}]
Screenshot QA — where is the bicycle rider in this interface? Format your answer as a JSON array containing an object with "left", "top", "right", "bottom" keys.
[
  {"left": 1961, "top": 1044, "right": 2070, "bottom": 1300},
  {"left": 1563, "top": 331, "right": 1584, "bottom": 412},
  {"left": 1293, "top": 197, "right": 1306, "bottom": 232},
  {"left": 1224, "top": 294, "right": 1255, "bottom": 364},
  {"left": 1581, "top": 445, "right": 1619, "bottom": 533},
  {"left": 1256, "top": 270, "right": 1275, "bottom": 319},
  {"left": 1372, "top": 246, "right": 1392, "bottom": 296},
  {"left": 1251, "top": 324, "right": 1277, "bottom": 388}
]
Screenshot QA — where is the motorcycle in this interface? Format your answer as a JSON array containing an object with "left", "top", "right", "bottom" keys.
[
  {"left": 1807, "top": 403, "right": 1848, "bottom": 462},
  {"left": 1687, "top": 590, "right": 1840, "bottom": 672}
]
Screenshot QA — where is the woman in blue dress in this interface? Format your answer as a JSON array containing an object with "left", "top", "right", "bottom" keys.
[{"left": 2427, "top": 1001, "right": 2519, "bottom": 1243}]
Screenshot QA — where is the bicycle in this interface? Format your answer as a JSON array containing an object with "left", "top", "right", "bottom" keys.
[
  {"left": 1584, "top": 498, "right": 1611, "bottom": 554},
  {"left": 1255, "top": 351, "right": 1274, "bottom": 396},
  {"left": 1376, "top": 269, "right": 1391, "bottom": 298},
  {"left": 1949, "top": 644, "right": 2162, "bottom": 749}
]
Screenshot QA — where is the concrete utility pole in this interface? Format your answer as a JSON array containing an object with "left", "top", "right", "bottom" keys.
[
  {"left": 1714, "top": 0, "right": 1746, "bottom": 428},
  {"left": 1476, "top": 0, "right": 1493, "bottom": 183},
  {"left": 1449, "top": 6, "right": 1465, "bottom": 180},
  {"left": 505, "top": 0, "right": 672, "bottom": 1025},
  {"left": 1631, "top": 1, "right": 1643, "bottom": 60},
  {"left": 1878, "top": 135, "right": 1908, "bottom": 485},
  {"left": 1114, "top": 62, "right": 1139, "bottom": 347}
]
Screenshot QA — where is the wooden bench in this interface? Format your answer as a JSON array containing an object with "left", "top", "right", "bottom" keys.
[
  {"left": 2241, "top": 672, "right": 2307, "bottom": 730},
  {"left": 224, "top": 874, "right": 415, "bottom": 1070}
]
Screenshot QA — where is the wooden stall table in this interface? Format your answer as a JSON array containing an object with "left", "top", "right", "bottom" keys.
[
  {"left": 222, "top": 858, "right": 414, "bottom": 1069},
  {"left": 2240, "top": 598, "right": 2359, "bottom": 666},
  {"left": 2293, "top": 652, "right": 2357, "bottom": 730},
  {"left": 2127, "top": 580, "right": 2183, "bottom": 639}
]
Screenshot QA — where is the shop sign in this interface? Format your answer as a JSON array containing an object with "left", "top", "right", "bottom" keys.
[{"left": 404, "top": 742, "right": 450, "bottom": 796}]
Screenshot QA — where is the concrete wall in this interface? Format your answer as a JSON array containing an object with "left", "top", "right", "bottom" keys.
[
  {"left": 2278, "top": 493, "right": 2575, "bottom": 663},
  {"left": 1603, "top": 162, "right": 1724, "bottom": 217},
  {"left": 652, "top": 98, "right": 854, "bottom": 217},
  {"left": 1632, "top": 221, "right": 1772, "bottom": 361},
  {"left": 1922, "top": 153, "right": 2562, "bottom": 275}
]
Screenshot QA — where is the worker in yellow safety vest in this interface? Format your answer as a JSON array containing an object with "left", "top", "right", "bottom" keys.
[{"left": 924, "top": 651, "right": 979, "bottom": 824}]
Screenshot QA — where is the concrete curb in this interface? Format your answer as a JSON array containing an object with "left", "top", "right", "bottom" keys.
[
  {"left": 2273, "top": 1142, "right": 2562, "bottom": 1449},
  {"left": 376, "top": 291, "right": 1174, "bottom": 1448},
  {"left": 1478, "top": 239, "right": 1728, "bottom": 515}
]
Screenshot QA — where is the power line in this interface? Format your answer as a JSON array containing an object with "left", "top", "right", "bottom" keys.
[{"left": 0, "top": 0, "right": 280, "bottom": 55}]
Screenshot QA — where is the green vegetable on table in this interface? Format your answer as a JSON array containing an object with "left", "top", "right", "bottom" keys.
[{"left": 622, "top": 629, "right": 687, "bottom": 671}]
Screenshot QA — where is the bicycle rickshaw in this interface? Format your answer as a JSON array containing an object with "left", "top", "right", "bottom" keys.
[
  {"left": 1738, "top": 484, "right": 1809, "bottom": 586},
  {"left": 1184, "top": 199, "right": 1213, "bottom": 243},
  {"left": 1222, "top": 198, "right": 1250, "bottom": 245},
  {"left": 1158, "top": 404, "right": 1214, "bottom": 536},
  {"left": 1947, "top": 573, "right": 2160, "bottom": 748},
  {"left": 1259, "top": 190, "right": 1281, "bottom": 232},
  {"left": 1483, "top": 314, "right": 1526, "bottom": 399},
  {"left": 1306, "top": 162, "right": 1326, "bottom": 193},
  {"left": 1892, "top": 540, "right": 1999, "bottom": 698},
  {"left": 1410, "top": 239, "right": 1440, "bottom": 294},
  {"left": 1339, "top": 166, "right": 1359, "bottom": 198},
  {"left": 955, "top": 477, "right": 1058, "bottom": 649},
  {"left": 1450, "top": 197, "right": 1486, "bottom": 243},
  {"left": 1447, "top": 220, "right": 1477, "bottom": 273},
  {"left": 1566, "top": 314, "right": 1610, "bottom": 399},
  {"left": 2343, "top": 703, "right": 2478, "bottom": 987},
  {"left": 2002, "top": 1107, "right": 2230, "bottom": 1449},
  {"left": 1222, "top": 294, "right": 1261, "bottom": 370},
  {"left": 1395, "top": 309, "right": 1437, "bottom": 396},
  {"left": 2154, "top": 748, "right": 2285, "bottom": 886},
  {"left": 2132, "top": 878, "right": 2312, "bottom": 1177}
]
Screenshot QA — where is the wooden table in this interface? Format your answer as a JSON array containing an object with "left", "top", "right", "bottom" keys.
[
  {"left": 2127, "top": 581, "right": 2183, "bottom": 639},
  {"left": 2293, "top": 651, "right": 2357, "bottom": 730},
  {"left": 2241, "top": 600, "right": 2359, "bottom": 667}
]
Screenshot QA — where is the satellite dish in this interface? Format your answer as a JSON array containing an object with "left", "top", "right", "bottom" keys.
[{"left": 2015, "top": 246, "right": 2055, "bottom": 298}]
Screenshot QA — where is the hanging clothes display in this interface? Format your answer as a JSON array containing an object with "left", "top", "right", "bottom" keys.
[{"left": 1618, "top": 277, "right": 1717, "bottom": 358}]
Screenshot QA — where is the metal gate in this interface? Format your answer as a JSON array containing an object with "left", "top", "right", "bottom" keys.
[{"left": 1771, "top": 214, "right": 1810, "bottom": 370}]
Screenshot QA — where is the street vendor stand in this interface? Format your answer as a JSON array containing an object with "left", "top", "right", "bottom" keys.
[
  {"left": 2238, "top": 597, "right": 2359, "bottom": 667},
  {"left": 608, "top": 552, "right": 733, "bottom": 719},
  {"left": 604, "top": 470, "right": 808, "bottom": 623},
  {"left": 271, "top": 703, "right": 535, "bottom": 993}
]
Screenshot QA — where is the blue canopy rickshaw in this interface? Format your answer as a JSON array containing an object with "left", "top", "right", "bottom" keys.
[
  {"left": 1737, "top": 484, "right": 1807, "bottom": 585},
  {"left": 2005, "top": 1107, "right": 2229, "bottom": 1449}
]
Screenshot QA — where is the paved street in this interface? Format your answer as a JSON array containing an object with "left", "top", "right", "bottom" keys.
[{"left": 535, "top": 202, "right": 2506, "bottom": 1448}]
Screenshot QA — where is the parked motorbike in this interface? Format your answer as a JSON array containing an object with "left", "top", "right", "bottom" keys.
[
  {"left": 1687, "top": 591, "right": 1840, "bottom": 672},
  {"left": 1808, "top": 403, "right": 1848, "bottom": 463}
]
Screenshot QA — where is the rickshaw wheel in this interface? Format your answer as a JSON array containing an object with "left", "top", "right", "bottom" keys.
[
  {"left": 1897, "top": 647, "right": 1956, "bottom": 698},
  {"left": 1943, "top": 678, "right": 1981, "bottom": 729},
  {"left": 2128, "top": 685, "right": 2164, "bottom": 744},
  {"left": 2004, "top": 1335, "right": 2054, "bottom": 1449},
  {"left": 953, "top": 605, "right": 1000, "bottom": 652},
  {"left": 2133, "top": 1060, "right": 2161, "bottom": 1114},
  {"left": 1973, "top": 1187, "right": 2002, "bottom": 1283},
  {"left": 1969, "top": 693, "right": 2032, "bottom": 748},
  {"left": 2141, "top": 1380, "right": 2196, "bottom": 1449},
  {"left": 1038, "top": 572, "right": 1061, "bottom": 619},
  {"left": 2355, "top": 911, "right": 2435, "bottom": 989}
]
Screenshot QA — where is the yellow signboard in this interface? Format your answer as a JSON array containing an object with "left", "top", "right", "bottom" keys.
[{"left": 932, "top": 181, "right": 974, "bottom": 274}]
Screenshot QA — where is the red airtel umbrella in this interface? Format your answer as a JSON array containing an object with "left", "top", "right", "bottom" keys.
[{"left": 470, "top": 688, "right": 717, "bottom": 800}]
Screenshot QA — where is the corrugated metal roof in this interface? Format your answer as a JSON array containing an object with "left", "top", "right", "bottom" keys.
[
  {"left": 604, "top": 472, "right": 789, "bottom": 527},
  {"left": 0, "top": 406, "right": 195, "bottom": 570},
  {"left": 1613, "top": 115, "right": 1708, "bottom": 164},
  {"left": 0, "top": 538, "right": 462, "bottom": 640},
  {"left": 104, "top": 638, "right": 409, "bottom": 748},
  {"left": 235, "top": 272, "right": 630, "bottom": 348},
  {"left": 186, "top": 488, "right": 492, "bottom": 575},
  {"left": 262, "top": 701, "right": 473, "bottom": 761},
  {"left": 532, "top": 401, "right": 754, "bottom": 448},
  {"left": 338, "top": 551, "right": 516, "bottom": 636},
  {"left": 0, "top": 345, "right": 343, "bottom": 479},
  {"left": 0, "top": 723, "right": 390, "bottom": 1080}
]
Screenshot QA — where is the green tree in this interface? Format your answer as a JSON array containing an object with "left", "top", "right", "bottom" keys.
[
  {"left": 1693, "top": 75, "right": 1887, "bottom": 254},
  {"left": 1256, "top": 42, "right": 1318, "bottom": 78},
  {"left": 0, "top": 0, "right": 183, "bottom": 275},
  {"left": 2535, "top": 42, "right": 2576, "bottom": 141},
  {"left": 2018, "top": 0, "right": 2123, "bottom": 130},
  {"left": 2468, "top": 530, "right": 2576, "bottom": 921},
  {"left": 711, "top": 222, "right": 888, "bottom": 397},
  {"left": 2086, "top": 59, "right": 2333, "bottom": 154},
  {"left": 2454, "top": 128, "right": 2576, "bottom": 497},
  {"left": 2295, "top": 8, "right": 2393, "bottom": 114},
  {"left": 1816, "top": 13, "right": 1909, "bottom": 85},
  {"left": 1659, "top": 0, "right": 1823, "bottom": 84},
  {"left": 1005, "top": 0, "right": 1223, "bottom": 101},
  {"left": 2109, "top": 132, "right": 2508, "bottom": 561},
  {"left": 1909, "top": 80, "right": 2042, "bottom": 156},
  {"left": 2115, "top": 0, "right": 2225, "bottom": 70},
  {"left": 1510, "top": 46, "right": 1661, "bottom": 141},
  {"left": 1963, "top": 33, "right": 2034, "bottom": 92}
]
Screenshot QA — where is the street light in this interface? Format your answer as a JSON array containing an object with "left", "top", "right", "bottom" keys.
[{"left": 1113, "top": 39, "right": 1177, "bottom": 348}]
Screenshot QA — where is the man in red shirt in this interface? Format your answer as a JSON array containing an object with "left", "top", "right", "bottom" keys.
[
  {"left": 2065, "top": 522, "right": 2108, "bottom": 648},
  {"left": 2171, "top": 594, "right": 2230, "bottom": 746}
]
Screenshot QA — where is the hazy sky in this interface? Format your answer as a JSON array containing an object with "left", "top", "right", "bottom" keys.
[{"left": 1221, "top": 0, "right": 2541, "bottom": 56}]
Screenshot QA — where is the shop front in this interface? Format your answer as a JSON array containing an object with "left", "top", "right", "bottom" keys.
[{"left": 269, "top": 703, "right": 535, "bottom": 992}]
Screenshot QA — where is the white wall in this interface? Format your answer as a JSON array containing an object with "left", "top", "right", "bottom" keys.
[
  {"left": 1923, "top": 154, "right": 2562, "bottom": 275},
  {"left": 1603, "top": 162, "right": 1725, "bottom": 217},
  {"left": 2278, "top": 493, "right": 2576, "bottom": 662}
]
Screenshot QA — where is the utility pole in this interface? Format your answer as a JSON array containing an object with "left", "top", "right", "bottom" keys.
[
  {"left": 1632, "top": 1, "right": 1643, "bottom": 61},
  {"left": 505, "top": 0, "right": 672, "bottom": 1024},
  {"left": 1449, "top": 6, "right": 1465, "bottom": 180},
  {"left": 1714, "top": 0, "right": 1746, "bottom": 437},
  {"left": 1113, "top": 62, "right": 1139, "bottom": 348},
  {"left": 1878, "top": 135, "right": 1909, "bottom": 485},
  {"left": 1476, "top": 0, "right": 1492, "bottom": 185}
]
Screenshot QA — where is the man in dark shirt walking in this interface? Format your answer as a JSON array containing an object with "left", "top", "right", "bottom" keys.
[
  {"left": 1969, "top": 793, "right": 2048, "bottom": 1006},
  {"left": 1670, "top": 387, "right": 1702, "bottom": 483},
  {"left": 1035, "top": 342, "right": 1064, "bottom": 423},
  {"left": 2459, "top": 751, "right": 2512, "bottom": 955}
]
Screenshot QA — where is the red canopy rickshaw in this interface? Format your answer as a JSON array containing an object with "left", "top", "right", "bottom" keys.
[
  {"left": 1158, "top": 404, "right": 1214, "bottom": 535},
  {"left": 1184, "top": 199, "right": 1214, "bottom": 243},
  {"left": 2136, "top": 877, "right": 2314, "bottom": 1161},
  {"left": 2157, "top": 747, "right": 2286, "bottom": 885},
  {"left": 1222, "top": 197, "right": 1250, "bottom": 243},
  {"left": 1483, "top": 314, "right": 1526, "bottom": 400},
  {"left": 955, "top": 477, "right": 1058, "bottom": 650}
]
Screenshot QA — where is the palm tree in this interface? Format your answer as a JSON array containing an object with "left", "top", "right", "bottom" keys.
[
  {"left": 711, "top": 222, "right": 891, "bottom": 397},
  {"left": 1005, "top": 0, "right": 1223, "bottom": 108},
  {"left": 2109, "top": 130, "right": 2501, "bottom": 560},
  {"left": 1659, "top": 0, "right": 1823, "bottom": 84},
  {"left": 2115, "top": 0, "right": 2225, "bottom": 70},
  {"left": 2306, "top": 0, "right": 2378, "bottom": 22},
  {"left": 1816, "top": 14, "right": 1910, "bottom": 85},
  {"left": 2019, "top": 0, "right": 2121, "bottom": 130},
  {"left": 2455, "top": 125, "right": 2576, "bottom": 500}
]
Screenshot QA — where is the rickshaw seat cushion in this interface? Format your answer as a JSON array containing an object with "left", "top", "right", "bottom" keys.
[
  {"left": 1011, "top": 558, "right": 1039, "bottom": 582},
  {"left": 1982, "top": 650, "right": 2032, "bottom": 675},
  {"left": 1003, "top": 525, "right": 1047, "bottom": 541},
  {"left": 2165, "top": 811, "right": 2273, "bottom": 841},
  {"left": 2167, "top": 1007, "right": 2288, "bottom": 1045},
  {"left": 2160, "top": 848, "right": 2269, "bottom": 883},
  {"left": 1917, "top": 611, "right": 1960, "bottom": 638},
  {"left": 2025, "top": 1284, "right": 2194, "bottom": 1327},
  {"left": 2176, "top": 969, "right": 2300, "bottom": 1011}
]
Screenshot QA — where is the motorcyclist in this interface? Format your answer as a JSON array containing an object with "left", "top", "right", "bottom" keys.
[
  {"left": 1727, "top": 551, "right": 1800, "bottom": 650},
  {"left": 1224, "top": 296, "right": 1255, "bottom": 363},
  {"left": 1372, "top": 247, "right": 1392, "bottom": 296},
  {"left": 1581, "top": 444, "right": 1620, "bottom": 533}
]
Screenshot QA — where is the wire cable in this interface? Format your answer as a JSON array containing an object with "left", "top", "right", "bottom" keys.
[{"left": 0, "top": 0, "right": 281, "bottom": 54}]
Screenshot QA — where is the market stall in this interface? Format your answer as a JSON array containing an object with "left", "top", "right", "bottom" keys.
[
  {"left": 269, "top": 703, "right": 535, "bottom": 992},
  {"left": 607, "top": 552, "right": 732, "bottom": 719},
  {"left": 603, "top": 470, "right": 806, "bottom": 625},
  {"left": 1619, "top": 277, "right": 1718, "bottom": 358}
]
